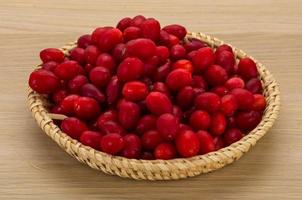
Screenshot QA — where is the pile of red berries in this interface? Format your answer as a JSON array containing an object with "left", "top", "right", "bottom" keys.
[{"left": 29, "top": 15, "right": 266, "bottom": 160}]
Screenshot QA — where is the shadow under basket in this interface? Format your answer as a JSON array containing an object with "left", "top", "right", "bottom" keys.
[{"left": 27, "top": 32, "right": 281, "bottom": 180}]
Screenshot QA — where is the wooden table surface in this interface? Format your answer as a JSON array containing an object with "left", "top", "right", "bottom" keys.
[{"left": 1, "top": 0, "right": 302, "bottom": 199}]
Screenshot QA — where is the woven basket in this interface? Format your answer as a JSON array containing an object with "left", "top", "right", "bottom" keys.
[{"left": 27, "top": 32, "right": 280, "bottom": 180}]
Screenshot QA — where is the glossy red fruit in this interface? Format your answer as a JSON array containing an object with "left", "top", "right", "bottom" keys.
[
  {"left": 140, "top": 18, "right": 160, "bottom": 41},
  {"left": 89, "top": 66, "right": 111, "bottom": 88},
  {"left": 220, "top": 94, "right": 238, "bottom": 116},
  {"left": 176, "top": 130, "right": 200, "bottom": 158},
  {"left": 97, "top": 110, "right": 117, "bottom": 124},
  {"left": 122, "top": 134, "right": 141, "bottom": 159},
  {"left": 118, "top": 100, "right": 140, "bottom": 129},
  {"left": 97, "top": 28, "right": 123, "bottom": 52},
  {"left": 195, "top": 92, "right": 221, "bottom": 113},
  {"left": 84, "top": 63, "right": 94, "bottom": 74},
  {"left": 84, "top": 45, "right": 100, "bottom": 65},
  {"left": 172, "top": 105, "right": 183, "bottom": 119},
  {"left": 77, "top": 34, "right": 91, "bottom": 48},
  {"left": 126, "top": 38, "right": 156, "bottom": 60},
  {"left": 156, "top": 46, "right": 170, "bottom": 63},
  {"left": 235, "top": 110, "right": 262, "bottom": 131},
  {"left": 40, "top": 48, "right": 65, "bottom": 63},
  {"left": 146, "top": 92, "right": 173, "bottom": 115},
  {"left": 187, "top": 50, "right": 197, "bottom": 60},
  {"left": 116, "top": 17, "right": 132, "bottom": 31},
  {"left": 91, "top": 26, "right": 113, "bottom": 44},
  {"left": 117, "top": 57, "right": 144, "bottom": 82},
  {"left": 42, "top": 61, "right": 58, "bottom": 72},
  {"left": 106, "top": 76, "right": 121, "bottom": 105},
  {"left": 237, "top": 58, "right": 258, "bottom": 80},
  {"left": 227, "top": 116, "right": 237, "bottom": 128},
  {"left": 153, "top": 60, "right": 171, "bottom": 82},
  {"left": 245, "top": 78, "right": 262, "bottom": 94},
  {"left": 60, "top": 94, "right": 79, "bottom": 115},
  {"left": 192, "top": 47, "right": 215, "bottom": 72},
  {"left": 191, "top": 75, "right": 208, "bottom": 90},
  {"left": 81, "top": 83, "right": 105, "bottom": 103},
  {"left": 122, "top": 81, "right": 148, "bottom": 101},
  {"left": 112, "top": 43, "right": 127, "bottom": 62},
  {"left": 213, "top": 136, "right": 226, "bottom": 150},
  {"left": 152, "top": 82, "right": 170, "bottom": 96},
  {"left": 130, "top": 15, "right": 146, "bottom": 27},
  {"left": 140, "top": 151, "right": 154, "bottom": 160},
  {"left": 223, "top": 128, "right": 243, "bottom": 145},
  {"left": 173, "top": 59, "right": 193, "bottom": 73},
  {"left": 170, "top": 44, "right": 186, "bottom": 60},
  {"left": 54, "top": 60, "right": 83, "bottom": 80},
  {"left": 29, "top": 69, "right": 59, "bottom": 94},
  {"left": 230, "top": 88, "right": 255, "bottom": 110},
  {"left": 184, "top": 38, "right": 206, "bottom": 52},
  {"left": 178, "top": 124, "right": 193, "bottom": 133},
  {"left": 159, "top": 30, "right": 180, "bottom": 47},
  {"left": 225, "top": 77, "right": 245, "bottom": 90},
  {"left": 61, "top": 117, "right": 88, "bottom": 139},
  {"left": 156, "top": 113, "right": 179, "bottom": 141},
  {"left": 215, "top": 44, "right": 233, "bottom": 55},
  {"left": 142, "top": 130, "right": 163, "bottom": 150},
  {"left": 100, "top": 133, "right": 124, "bottom": 155},
  {"left": 98, "top": 121, "right": 125, "bottom": 135},
  {"left": 52, "top": 89, "right": 68, "bottom": 104},
  {"left": 80, "top": 131, "right": 103, "bottom": 149},
  {"left": 196, "top": 130, "right": 215, "bottom": 154},
  {"left": 70, "top": 47, "right": 85, "bottom": 64},
  {"left": 154, "top": 143, "right": 176, "bottom": 160},
  {"left": 136, "top": 115, "right": 157, "bottom": 135},
  {"left": 143, "top": 56, "right": 159, "bottom": 77},
  {"left": 211, "top": 86, "right": 228, "bottom": 97},
  {"left": 215, "top": 51, "right": 235, "bottom": 75},
  {"left": 162, "top": 24, "right": 187, "bottom": 40},
  {"left": 189, "top": 110, "right": 211, "bottom": 130},
  {"left": 204, "top": 65, "right": 228, "bottom": 86},
  {"left": 51, "top": 105, "right": 64, "bottom": 114},
  {"left": 177, "top": 86, "right": 195, "bottom": 108},
  {"left": 96, "top": 53, "right": 116, "bottom": 73},
  {"left": 123, "top": 26, "right": 142, "bottom": 42},
  {"left": 210, "top": 112, "right": 226, "bottom": 136},
  {"left": 252, "top": 94, "right": 266, "bottom": 111},
  {"left": 68, "top": 75, "right": 88, "bottom": 94},
  {"left": 166, "top": 69, "right": 192, "bottom": 91},
  {"left": 74, "top": 97, "right": 100, "bottom": 119}
]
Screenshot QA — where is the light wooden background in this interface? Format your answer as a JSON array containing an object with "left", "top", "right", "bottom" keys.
[{"left": 0, "top": 0, "right": 301, "bottom": 199}]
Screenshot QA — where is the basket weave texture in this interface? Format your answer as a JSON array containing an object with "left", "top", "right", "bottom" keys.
[{"left": 27, "top": 32, "right": 281, "bottom": 180}]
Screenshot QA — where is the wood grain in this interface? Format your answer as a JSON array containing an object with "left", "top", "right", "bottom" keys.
[{"left": 0, "top": 0, "right": 301, "bottom": 199}]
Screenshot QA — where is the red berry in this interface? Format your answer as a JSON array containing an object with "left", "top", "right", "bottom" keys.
[
  {"left": 29, "top": 69, "right": 59, "bottom": 94},
  {"left": 106, "top": 76, "right": 121, "bottom": 105},
  {"left": 140, "top": 18, "right": 160, "bottom": 41},
  {"left": 42, "top": 61, "right": 57, "bottom": 72},
  {"left": 162, "top": 24, "right": 187, "bottom": 40},
  {"left": 235, "top": 110, "right": 262, "bottom": 131},
  {"left": 52, "top": 89, "right": 68, "bottom": 104},
  {"left": 122, "top": 81, "right": 148, "bottom": 101},
  {"left": 116, "top": 17, "right": 132, "bottom": 31},
  {"left": 192, "top": 47, "right": 215, "bottom": 72},
  {"left": 245, "top": 78, "right": 262, "bottom": 94},
  {"left": 210, "top": 112, "right": 226, "bottom": 136},
  {"left": 227, "top": 116, "right": 237, "bottom": 128},
  {"left": 89, "top": 66, "right": 111, "bottom": 88},
  {"left": 142, "top": 130, "right": 163, "bottom": 150},
  {"left": 81, "top": 83, "right": 105, "bottom": 103},
  {"left": 176, "top": 86, "right": 195, "bottom": 108},
  {"left": 213, "top": 136, "right": 226, "bottom": 150},
  {"left": 136, "top": 115, "right": 157, "bottom": 135},
  {"left": 252, "top": 94, "right": 266, "bottom": 111},
  {"left": 156, "top": 113, "right": 179, "bottom": 141},
  {"left": 146, "top": 92, "right": 173, "bottom": 115},
  {"left": 237, "top": 58, "right": 258, "bottom": 80},
  {"left": 84, "top": 45, "right": 100, "bottom": 65},
  {"left": 70, "top": 47, "right": 85, "bottom": 64},
  {"left": 98, "top": 121, "right": 125, "bottom": 135},
  {"left": 77, "top": 34, "right": 91, "bottom": 48},
  {"left": 184, "top": 38, "right": 206, "bottom": 52},
  {"left": 91, "top": 26, "right": 113, "bottom": 44},
  {"left": 225, "top": 77, "right": 245, "bottom": 90},
  {"left": 215, "top": 51, "right": 235, "bottom": 75},
  {"left": 51, "top": 105, "right": 64, "bottom": 114},
  {"left": 140, "top": 151, "right": 154, "bottom": 160},
  {"left": 196, "top": 130, "right": 215, "bottom": 154},
  {"left": 80, "top": 131, "right": 103, "bottom": 149},
  {"left": 40, "top": 48, "right": 65, "bottom": 63},
  {"left": 172, "top": 105, "right": 183, "bottom": 119},
  {"left": 96, "top": 53, "right": 116, "bottom": 73},
  {"left": 84, "top": 63, "right": 94, "bottom": 74},
  {"left": 122, "top": 134, "right": 141, "bottom": 159},
  {"left": 152, "top": 82, "right": 170, "bottom": 96},
  {"left": 130, "top": 15, "right": 146, "bottom": 27},
  {"left": 118, "top": 100, "right": 140, "bottom": 129},
  {"left": 204, "top": 65, "right": 228, "bottom": 86},
  {"left": 220, "top": 94, "right": 238, "bottom": 116},
  {"left": 55, "top": 60, "right": 83, "bottom": 80},
  {"left": 215, "top": 44, "right": 233, "bottom": 55},
  {"left": 112, "top": 43, "right": 127, "bottom": 62},
  {"left": 74, "top": 97, "right": 100, "bottom": 119},
  {"left": 176, "top": 130, "right": 200, "bottom": 158},
  {"left": 191, "top": 75, "right": 208, "bottom": 90},
  {"left": 170, "top": 44, "right": 186, "bottom": 60},
  {"left": 172, "top": 59, "right": 193, "bottom": 73},
  {"left": 153, "top": 60, "right": 172, "bottom": 82},
  {"left": 154, "top": 143, "right": 176, "bottom": 160},
  {"left": 143, "top": 56, "right": 159, "bottom": 77},
  {"left": 61, "top": 117, "right": 88, "bottom": 139},
  {"left": 166, "top": 69, "right": 192, "bottom": 91},
  {"left": 223, "top": 128, "right": 243, "bottom": 145},
  {"left": 178, "top": 123, "right": 193, "bottom": 133},
  {"left": 123, "top": 26, "right": 142, "bottom": 42},
  {"left": 230, "top": 88, "right": 255, "bottom": 110},
  {"left": 97, "top": 110, "right": 118, "bottom": 126},
  {"left": 187, "top": 50, "right": 197, "bottom": 60},
  {"left": 156, "top": 46, "right": 170, "bottom": 63},
  {"left": 68, "top": 75, "right": 88, "bottom": 94},
  {"left": 117, "top": 57, "right": 144, "bottom": 82},
  {"left": 189, "top": 110, "right": 211, "bottom": 130},
  {"left": 195, "top": 92, "right": 221, "bottom": 113},
  {"left": 97, "top": 28, "right": 123, "bottom": 52},
  {"left": 211, "top": 86, "right": 228, "bottom": 97},
  {"left": 60, "top": 94, "right": 79, "bottom": 115},
  {"left": 126, "top": 38, "right": 156, "bottom": 60},
  {"left": 100, "top": 133, "right": 124, "bottom": 155}
]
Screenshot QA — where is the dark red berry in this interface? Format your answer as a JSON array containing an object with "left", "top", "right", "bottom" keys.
[
  {"left": 116, "top": 17, "right": 132, "bottom": 31},
  {"left": 230, "top": 88, "right": 255, "bottom": 110},
  {"left": 176, "top": 130, "right": 200, "bottom": 158},
  {"left": 77, "top": 34, "right": 91, "bottom": 48},
  {"left": 189, "top": 110, "right": 211, "bottom": 130},
  {"left": 122, "top": 81, "right": 148, "bottom": 101},
  {"left": 84, "top": 45, "right": 100, "bottom": 65},
  {"left": 146, "top": 92, "right": 173, "bottom": 115},
  {"left": 162, "top": 24, "right": 187, "bottom": 40},
  {"left": 195, "top": 92, "right": 221, "bottom": 113},
  {"left": 170, "top": 44, "right": 186, "bottom": 60},
  {"left": 196, "top": 130, "right": 215, "bottom": 154},
  {"left": 204, "top": 65, "right": 228, "bottom": 86},
  {"left": 55, "top": 60, "right": 83, "bottom": 80},
  {"left": 40, "top": 48, "right": 65, "bottom": 63},
  {"left": 42, "top": 61, "right": 57, "bottom": 72},
  {"left": 210, "top": 112, "right": 226, "bottom": 136},
  {"left": 176, "top": 86, "right": 195, "bottom": 108},
  {"left": 80, "top": 131, "right": 103, "bottom": 149},
  {"left": 252, "top": 94, "right": 266, "bottom": 111},
  {"left": 68, "top": 75, "right": 88, "bottom": 94},
  {"left": 154, "top": 143, "right": 176, "bottom": 160},
  {"left": 52, "top": 89, "right": 68, "bottom": 104},
  {"left": 130, "top": 15, "right": 146, "bottom": 27},
  {"left": 245, "top": 78, "right": 262, "bottom": 94},
  {"left": 81, "top": 83, "right": 105, "bottom": 103},
  {"left": 122, "top": 134, "right": 141, "bottom": 159},
  {"left": 192, "top": 47, "right": 215, "bottom": 72},
  {"left": 220, "top": 94, "right": 238, "bottom": 116},
  {"left": 74, "top": 97, "right": 100, "bottom": 119},
  {"left": 223, "top": 128, "right": 243, "bottom": 145},
  {"left": 118, "top": 100, "right": 140, "bottom": 130},
  {"left": 166, "top": 69, "right": 192, "bottom": 91},
  {"left": 117, "top": 57, "right": 144, "bottom": 82},
  {"left": 123, "top": 26, "right": 142, "bottom": 42},
  {"left": 61, "top": 117, "right": 88, "bottom": 139},
  {"left": 136, "top": 115, "right": 157, "bottom": 135},
  {"left": 100, "top": 133, "right": 124, "bottom": 155},
  {"left": 96, "top": 53, "right": 116, "bottom": 73},
  {"left": 89, "top": 66, "right": 111, "bottom": 88},
  {"left": 126, "top": 38, "right": 156, "bottom": 60},
  {"left": 225, "top": 77, "right": 245, "bottom": 90},
  {"left": 70, "top": 47, "right": 85, "bottom": 64},
  {"left": 140, "top": 18, "right": 160, "bottom": 41},
  {"left": 29, "top": 69, "right": 59, "bottom": 94},
  {"left": 235, "top": 110, "right": 262, "bottom": 131},
  {"left": 237, "top": 58, "right": 258, "bottom": 80},
  {"left": 215, "top": 50, "right": 235, "bottom": 75},
  {"left": 60, "top": 94, "right": 79, "bottom": 115},
  {"left": 142, "top": 130, "right": 163, "bottom": 150},
  {"left": 156, "top": 113, "right": 179, "bottom": 141}
]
